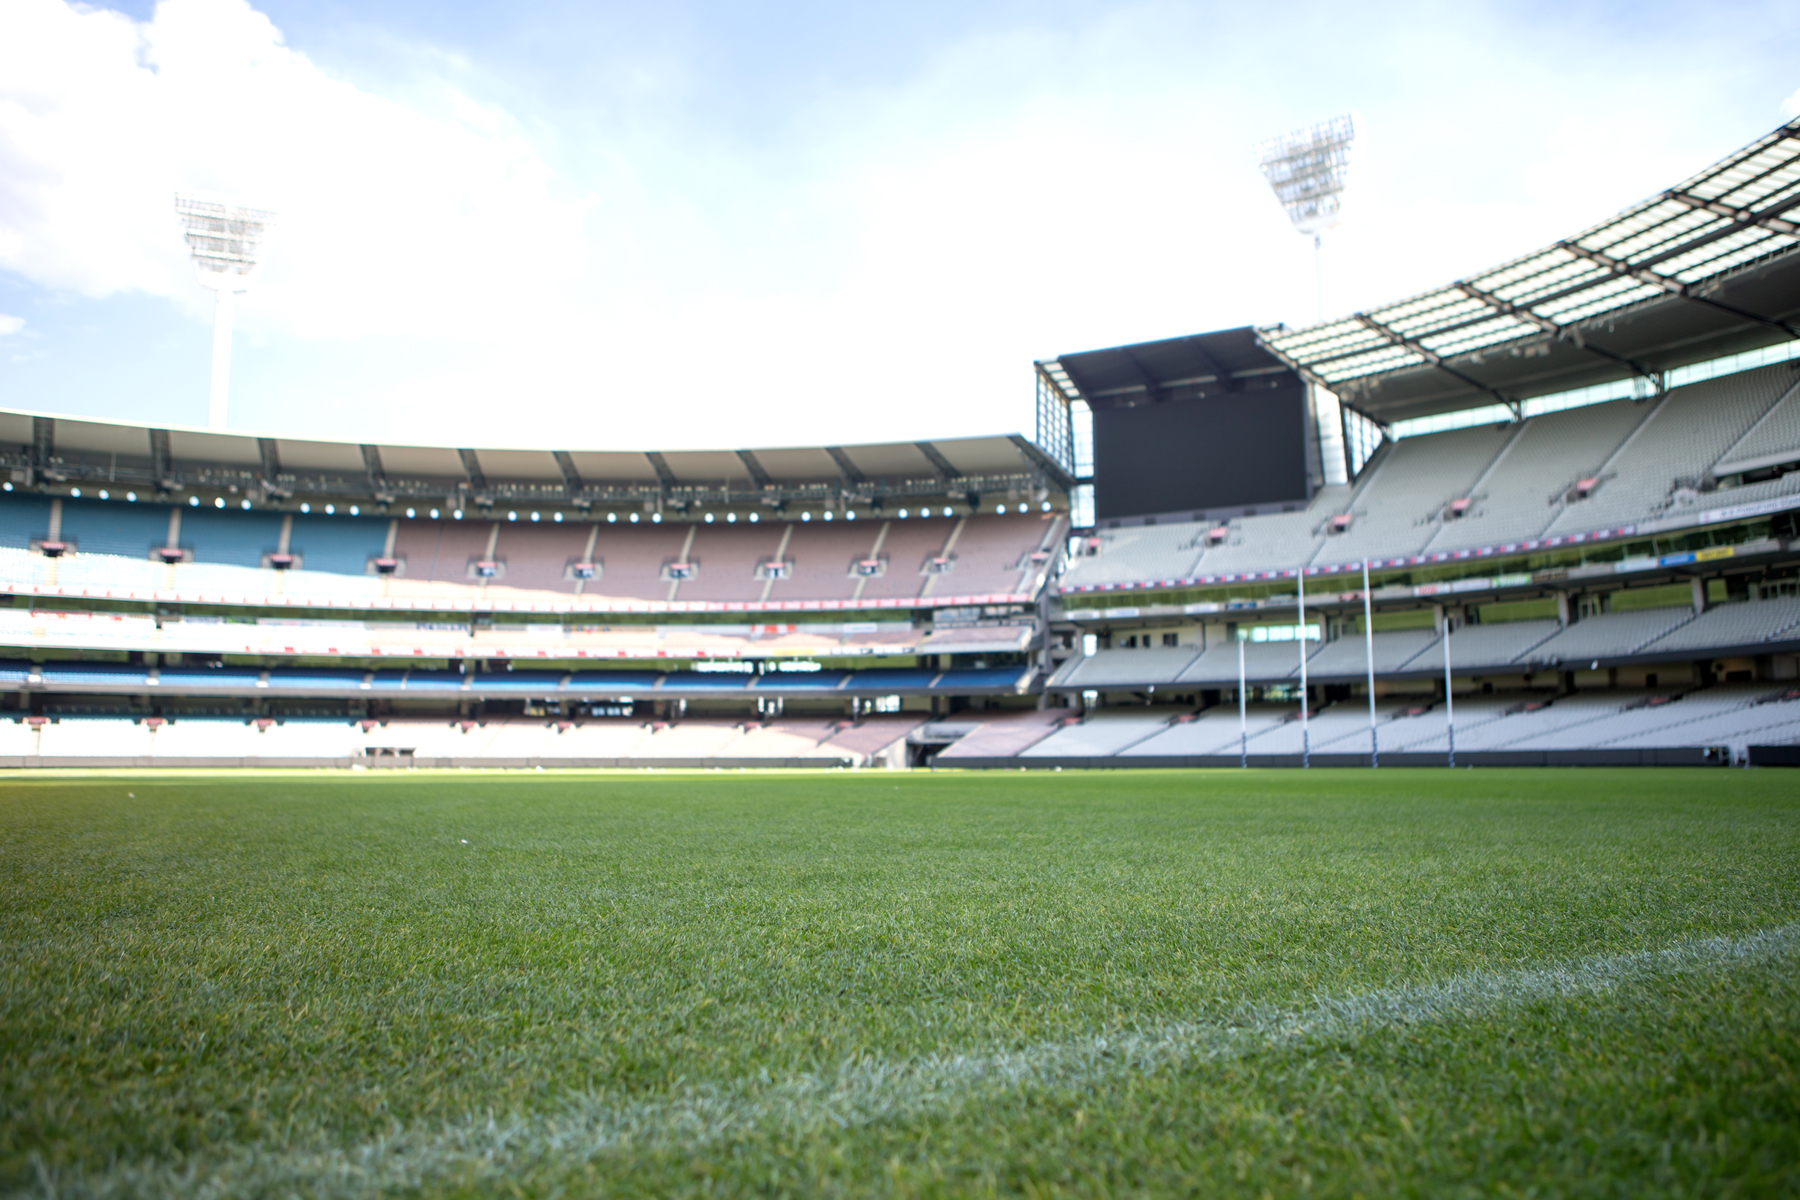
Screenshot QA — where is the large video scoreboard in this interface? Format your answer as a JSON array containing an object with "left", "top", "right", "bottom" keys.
[{"left": 1052, "top": 328, "right": 1317, "bottom": 525}]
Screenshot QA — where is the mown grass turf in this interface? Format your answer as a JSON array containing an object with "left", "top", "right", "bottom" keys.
[{"left": 1, "top": 768, "right": 1796, "bottom": 1197}]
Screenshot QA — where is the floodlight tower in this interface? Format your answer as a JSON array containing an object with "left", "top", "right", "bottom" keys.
[
  {"left": 174, "top": 193, "right": 276, "bottom": 430},
  {"left": 1257, "top": 114, "right": 1359, "bottom": 321}
]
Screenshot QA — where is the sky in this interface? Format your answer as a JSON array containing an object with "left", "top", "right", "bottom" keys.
[{"left": 0, "top": 0, "right": 1796, "bottom": 452}]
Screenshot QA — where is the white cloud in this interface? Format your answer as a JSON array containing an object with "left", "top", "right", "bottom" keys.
[
  {"left": 0, "top": 0, "right": 1789, "bottom": 449},
  {"left": 1782, "top": 86, "right": 1800, "bottom": 121},
  {"left": 0, "top": 0, "right": 588, "bottom": 340},
  {"left": 0, "top": 314, "right": 23, "bottom": 336}
]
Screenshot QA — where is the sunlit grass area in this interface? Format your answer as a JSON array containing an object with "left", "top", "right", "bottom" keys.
[{"left": 3, "top": 768, "right": 1797, "bottom": 1197}]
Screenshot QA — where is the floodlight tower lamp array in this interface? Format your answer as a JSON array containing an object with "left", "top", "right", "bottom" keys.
[
  {"left": 1258, "top": 113, "right": 1360, "bottom": 322},
  {"left": 174, "top": 192, "right": 277, "bottom": 433}
]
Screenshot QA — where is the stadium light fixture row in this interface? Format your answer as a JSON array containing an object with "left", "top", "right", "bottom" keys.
[
  {"left": 173, "top": 193, "right": 276, "bottom": 280},
  {"left": 174, "top": 192, "right": 278, "bottom": 432},
  {"left": 1256, "top": 113, "right": 1359, "bottom": 238}
]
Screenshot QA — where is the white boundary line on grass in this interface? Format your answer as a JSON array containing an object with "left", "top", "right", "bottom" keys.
[{"left": 33, "top": 923, "right": 1800, "bottom": 1200}]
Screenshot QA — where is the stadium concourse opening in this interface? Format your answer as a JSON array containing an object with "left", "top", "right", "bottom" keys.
[{"left": 3, "top": 118, "right": 1800, "bottom": 767}]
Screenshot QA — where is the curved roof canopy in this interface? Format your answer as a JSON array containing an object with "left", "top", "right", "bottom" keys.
[
  {"left": 1258, "top": 118, "right": 1800, "bottom": 424},
  {"left": 0, "top": 408, "right": 1071, "bottom": 508}
]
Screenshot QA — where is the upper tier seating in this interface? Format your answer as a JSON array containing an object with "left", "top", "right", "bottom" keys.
[
  {"left": 1540, "top": 366, "right": 1797, "bottom": 535},
  {"left": 1713, "top": 374, "right": 1800, "bottom": 476},
  {"left": 765, "top": 521, "right": 870, "bottom": 603},
  {"left": 0, "top": 499, "right": 1049, "bottom": 610},
  {"left": 1057, "top": 366, "right": 1800, "bottom": 591},
  {"left": 179, "top": 509, "right": 286, "bottom": 568},
  {"left": 1193, "top": 487, "right": 1350, "bottom": 576},
  {"left": 1061, "top": 523, "right": 1206, "bottom": 588},
  {"left": 393, "top": 519, "right": 503, "bottom": 586},
  {"left": 1314, "top": 426, "right": 1514, "bottom": 565},
  {"left": 289, "top": 515, "right": 389, "bottom": 576},
  {"left": 676, "top": 524, "right": 784, "bottom": 603},
  {"left": 934, "top": 513, "right": 1063, "bottom": 595},
  {"left": 1419, "top": 399, "right": 1650, "bottom": 552},
  {"left": 58, "top": 499, "right": 172, "bottom": 559},
  {"left": 485, "top": 524, "right": 594, "bottom": 594},
  {"left": 0, "top": 496, "right": 53, "bottom": 551}
]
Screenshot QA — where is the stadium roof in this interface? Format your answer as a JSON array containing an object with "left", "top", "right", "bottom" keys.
[
  {"left": 1257, "top": 118, "right": 1800, "bottom": 425},
  {"left": 0, "top": 408, "right": 1073, "bottom": 507},
  {"left": 1039, "top": 327, "right": 1291, "bottom": 410}
]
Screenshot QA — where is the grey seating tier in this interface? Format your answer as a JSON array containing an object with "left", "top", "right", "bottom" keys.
[
  {"left": 1051, "top": 646, "right": 1202, "bottom": 688},
  {"left": 1640, "top": 597, "right": 1800, "bottom": 653},
  {"left": 1521, "top": 608, "right": 1695, "bottom": 665},
  {"left": 1021, "top": 711, "right": 1183, "bottom": 757}
]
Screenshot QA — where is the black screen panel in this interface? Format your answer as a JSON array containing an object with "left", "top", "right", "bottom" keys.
[{"left": 1091, "top": 378, "right": 1310, "bottom": 521}]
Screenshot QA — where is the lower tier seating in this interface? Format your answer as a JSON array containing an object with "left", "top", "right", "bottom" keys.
[{"left": 3, "top": 713, "right": 926, "bottom": 767}]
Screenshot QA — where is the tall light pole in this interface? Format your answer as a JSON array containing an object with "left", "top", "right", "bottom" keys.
[
  {"left": 1257, "top": 114, "right": 1359, "bottom": 322},
  {"left": 175, "top": 193, "right": 276, "bottom": 430}
]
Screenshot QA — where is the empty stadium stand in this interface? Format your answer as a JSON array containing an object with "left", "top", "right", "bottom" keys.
[
  {"left": 1060, "top": 367, "right": 1800, "bottom": 594},
  {"left": 1420, "top": 399, "right": 1651, "bottom": 553},
  {"left": 1316, "top": 425, "right": 1514, "bottom": 564},
  {"left": 1542, "top": 368, "right": 1797, "bottom": 537},
  {"left": 0, "top": 494, "right": 1051, "bottom": 614},
  {"left": 1641, "top": 597, "right": 1800, "bottom": 653},
  {"left": 1519, "top": 608, "right": 1696, "bottom": 666},
  {"left": 4, "top": 122, "right": 1799, "bottom": 769}
]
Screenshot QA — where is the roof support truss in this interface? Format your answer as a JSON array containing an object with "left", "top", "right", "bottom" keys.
[
  {"left": 32, "top": 418, "right": 53, "bottom": 470},
  {"left": 735, "top": 450, "right": 774, "bottom": 489},
  {"left": 552, "top": 450, "right": 584, "bottom": 494},
  {"left": 824, "top": 447, "right": 866, "bottom": 486},
  {"left": 915, "top": 441, "right": 961, "bottom": 480},
  {"left": 456, "top": 448, "right": 486, "bottom": 492},
  {"left": 1352, "top": 314, "right": 1520, "bottom": 418},
  {"left": 644, "top": 451, "right": 677, "bottom": 491},
  {"left": 1556, "top": 241, "right": 1800, "bottom": 339},
  {"left": 1453, "top": 280, "right": 1663, "bottom": 390},
  {"left": 1006, "top": 433, "right": 1073, "bottom": 489},
  {"left": 1663, "top": 187, "right": 1800, "bottom": 238},
  {"left": 1258, "top": 119, "right": 1800, "bottom": 414}
]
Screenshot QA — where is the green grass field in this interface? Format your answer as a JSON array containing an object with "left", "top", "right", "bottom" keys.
[{"left": 3, "top": 768, "right": 1797, "bottom": 1198}]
